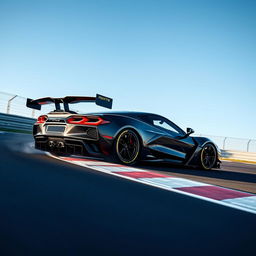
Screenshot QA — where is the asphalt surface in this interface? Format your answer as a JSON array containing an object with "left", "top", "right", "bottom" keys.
[{"left": 0, "top": 132, "right": 256, "bottom": 255}]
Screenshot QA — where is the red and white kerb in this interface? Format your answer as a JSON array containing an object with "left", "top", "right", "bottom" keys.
[{"left": 50, "top": 155, "right": 256, "bottom": 215}]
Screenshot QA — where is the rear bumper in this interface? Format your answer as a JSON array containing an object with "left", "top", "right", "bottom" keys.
[{"left": 34, "top": 135, "right": 104, "bottom": 157}]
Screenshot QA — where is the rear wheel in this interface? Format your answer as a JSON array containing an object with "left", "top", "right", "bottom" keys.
[
  {"left": 200, "top": 143, "right": 217, "bottom": 170},
  {"left": 115, "top": 129, "right": 141, "bottom": 165}
]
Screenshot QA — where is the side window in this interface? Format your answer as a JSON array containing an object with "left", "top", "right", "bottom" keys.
[
  {"left": 153, "top": 120, "right": 180, "bottom": 135},
  {"left": 139, "top": 114, "right": 185, "bottom": 136}
]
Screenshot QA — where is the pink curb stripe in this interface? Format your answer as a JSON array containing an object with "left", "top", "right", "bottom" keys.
[
  {"left": 114, "top": 171, "right": 172, "bottom": 179},
  {"left": 176, "top": 185, "right": 253, "bottom": 200}
]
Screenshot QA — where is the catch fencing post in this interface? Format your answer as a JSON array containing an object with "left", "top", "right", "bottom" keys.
[
  {"left": 247, "top": 140, "right": 251, "bottom": 152},
  {"left": 223, "top": 137, "right": 227, "bottom": 150},
  {"left": 6, "top": 95, "right": 17, "bottom": 114}
]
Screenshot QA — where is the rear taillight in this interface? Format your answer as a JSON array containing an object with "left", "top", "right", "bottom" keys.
[
  {"left": 67, "top": 116, "right": 109, "bottom": 126},
  {"left": 36, "top": 115, "right": 48, "bottom": 124}
]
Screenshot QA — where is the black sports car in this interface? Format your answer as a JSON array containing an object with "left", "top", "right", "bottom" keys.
[{"left": 27, "top": 94, "right": 221, "bottom": 170}]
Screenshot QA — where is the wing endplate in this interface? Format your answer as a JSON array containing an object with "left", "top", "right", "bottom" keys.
[{"left": 96, "top": 94, "right": 113, "bottom": 109}]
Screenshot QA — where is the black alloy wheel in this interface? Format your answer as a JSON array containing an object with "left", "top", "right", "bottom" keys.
[
  {"left": 200, "top": 143, "right": 217, "bottom": 170},
  {"left": 115, "top": 129, "right": 140, "bottom": 165}
]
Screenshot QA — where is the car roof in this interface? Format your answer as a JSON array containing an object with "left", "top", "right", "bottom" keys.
[{"left": 86, "top": 111, "right": 157, "bottom": 117}]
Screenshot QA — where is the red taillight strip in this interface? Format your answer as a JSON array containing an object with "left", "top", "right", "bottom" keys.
[
  {"left": 67, "top": 116, "right": 89, "bottom": 125},
  {"left": 66, "top": 116, "right": 110, "bottom": 126},
  {"left": 36, "top": 115, "right": 48, "bottom": 124},
  {"left": 85, "top": 117, "right": 104, "bottom": 126}
]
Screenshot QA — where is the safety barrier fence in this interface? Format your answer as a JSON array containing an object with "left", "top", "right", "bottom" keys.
[
  {"left": 0, "top": 113, "right": 35, "bottom": 133},
  {"left": 194, "top": 134, "right": 256, "bottom": 153},
  {"left": 0, "top": 91, "right": 54, "bottom": 118}
]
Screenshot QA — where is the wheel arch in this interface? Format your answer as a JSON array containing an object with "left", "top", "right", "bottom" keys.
[{"left": 114, "top": 125, "right": 143, "bottom": 143}]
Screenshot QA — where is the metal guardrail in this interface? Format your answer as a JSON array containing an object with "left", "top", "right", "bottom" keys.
[{"left": 0, "top": 113, "right": 35, "bottom": 133}]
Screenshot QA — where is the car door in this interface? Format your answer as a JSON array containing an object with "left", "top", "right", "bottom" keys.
[{"left": 146, "top": 115, "right": 196, "bottom": 161}]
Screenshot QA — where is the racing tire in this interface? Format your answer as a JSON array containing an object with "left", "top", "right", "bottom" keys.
[
  {"left": 114, "top": 129, "right": 141, "bottom": 165},
  {"left": 200, "top": 143, "right": 217, "bottom": 170}
]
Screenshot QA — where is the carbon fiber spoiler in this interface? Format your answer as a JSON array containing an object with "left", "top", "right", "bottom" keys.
[{"left": 26, "top": 94, "right": 113, "bottom": 111}]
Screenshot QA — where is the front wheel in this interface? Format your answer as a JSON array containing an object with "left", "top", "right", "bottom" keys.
[
  {"left": 200, "top": 143, "right": 217, "bottom": 170},
  {"left": 114, "top": 129, "right": 141, "bottom": 165}
]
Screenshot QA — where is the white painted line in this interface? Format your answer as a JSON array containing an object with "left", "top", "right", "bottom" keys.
[
  {"left": 109, "top": 167, "right": 148, "bottom": 172},
  {"left": 223, "top": 196, "right": 256, "bottom": 211},
  {"left": 140, "top": 177, "right": 210, "bottom": 189}
]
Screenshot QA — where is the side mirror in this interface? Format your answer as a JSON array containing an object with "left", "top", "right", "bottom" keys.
[{"left": 186, "top": 127, "right": 194, "bottom": 136}]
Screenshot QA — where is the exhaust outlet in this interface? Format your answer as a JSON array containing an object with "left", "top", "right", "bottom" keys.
[
  {"left": 48, "top": 141, "right": 55, "bottom": 148},
  {"left": 57, "top": 141, "right": 65, "bottom": 148}
]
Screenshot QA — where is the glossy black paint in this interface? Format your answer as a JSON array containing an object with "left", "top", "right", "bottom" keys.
[{"left": 33, "top": 111, "right": 221, "bottom": 168}]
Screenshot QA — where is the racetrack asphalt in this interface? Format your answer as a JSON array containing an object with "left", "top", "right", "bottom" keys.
[{"left": 0, "top": 133, "right": 255, "bottom": 255}]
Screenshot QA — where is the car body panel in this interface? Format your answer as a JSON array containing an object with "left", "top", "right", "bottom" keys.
[{"left": 32, "top": 111, "right": 221, "bottom": 168}]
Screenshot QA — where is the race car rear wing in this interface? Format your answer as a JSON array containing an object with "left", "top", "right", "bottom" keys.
[{"left": 26, "top": 94, "right": 113, "bottom": 111}]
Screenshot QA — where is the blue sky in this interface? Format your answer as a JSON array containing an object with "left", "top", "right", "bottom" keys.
[{"left": 0, "top": 0, "right": 255, "bottom": 138}]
